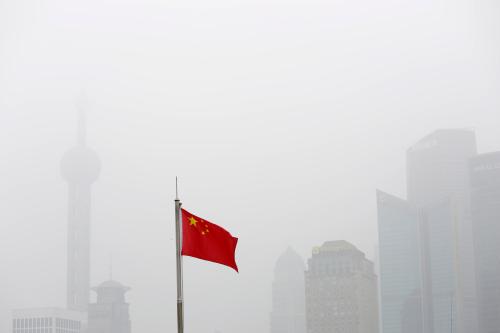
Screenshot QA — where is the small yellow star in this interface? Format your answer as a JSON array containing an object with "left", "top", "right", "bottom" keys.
[{"left": 189, "top": 216, "right": 198, "bottom": 226}]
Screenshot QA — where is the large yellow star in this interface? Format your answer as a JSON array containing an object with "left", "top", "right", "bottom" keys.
[{"left": 189, "top": 216, "right": 198, "bottom": 226}]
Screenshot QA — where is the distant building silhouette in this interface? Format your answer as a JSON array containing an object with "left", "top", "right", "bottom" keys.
[
  {"left": 470, "top": 152, "right": 500, "bottom": 333},
  {"left": 377, "top": 190, "right": 422, "bottom": 333},
  {"left": 270, "top": 247, "right": 306, "bottom": 333},
  {"left": 305, "top": 241, "right": 379, "bottom": 333},
  {"left": 378, "top": 129, "right": 479, "bottom": 333},
  {"left": 12, "top": 308, "right": 85, "bottom": 333},
  {"left": 61, "top": 108, "right": 101, "bottom": 312},
  {"left": 407, "top": 129, "right": 478, "bottom": 333},
  {"left": 11, "top": 106, "right": 101, "bottom": 331},
  {"left": 87, "top": 280, "right": 131, "bottom": 333}
]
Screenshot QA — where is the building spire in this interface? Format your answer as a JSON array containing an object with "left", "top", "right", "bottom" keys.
[
  {"left": 77, "top": 103, "right": 87, "bottom": 147},
  {"left": 75, "top": 90, "right": 89, "bottom": 147}
]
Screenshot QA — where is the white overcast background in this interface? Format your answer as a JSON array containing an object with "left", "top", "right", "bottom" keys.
[{"left": 1, "top": 0, "right": 499, "bottom": 332}]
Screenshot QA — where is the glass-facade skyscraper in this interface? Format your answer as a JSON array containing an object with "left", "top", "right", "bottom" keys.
[
  {"left": 470, "top": 152, "right": 500, "bottom": 333},
  {"left": 419, "top": 199, "right": 458, "bottom": 333},
  {"left": 377, "top": 190, "right": 421, "bottom": 333},
  {"left": 378, "top": 129, "right": 479, "bottom": 333},
  {"left": 407, "top": 129, "right": 478, "bottom": 333}
]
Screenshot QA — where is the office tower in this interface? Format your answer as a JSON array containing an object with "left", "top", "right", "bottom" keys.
[
  {"left": 470, "top": 152, "right": 500, "bottom": 333},
  {"left": 270, "top": 247, "right": 306, "bottom": 333},
  {"left": 377, "top": 190, "right": 422, "bottom": 333},
  {"left": 419, "top": 198, "right": 459, "bottom": 332},
  {"left": 305, "top": 241, "right": 378, "bottom": 333},
  {"left": 407, "top": 129, "right": 478, "bottom": 333},
  {"left": 61, "top": 109, "right": 101, "bottom": 311},
  {"left": 87, "top": 280, "right": 131, "bottom": 333},
  {"left": 12, "top": 308, "right": 86, "bottom": 333}
]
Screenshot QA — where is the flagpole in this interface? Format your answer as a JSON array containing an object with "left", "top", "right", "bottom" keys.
[{"left": 175, "top": 177, "right": 184, "bottom": 333}]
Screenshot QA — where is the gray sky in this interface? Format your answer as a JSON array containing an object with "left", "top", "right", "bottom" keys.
[{"left": 1, "top": 0, "right": 499, "bottom": 332}]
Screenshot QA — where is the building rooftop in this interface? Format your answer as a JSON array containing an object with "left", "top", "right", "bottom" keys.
[
  {"left": 313, "top": 240, "right": 358, "bottom": 254},
  {"left": 275, "top": 247, "right": 305, "bottom": 274},
  {"left": 93, "top": 280, "right": 130, "bottom": 291},
  {"left": 12, "top": 307, "right": 86, "bottom": 320}
]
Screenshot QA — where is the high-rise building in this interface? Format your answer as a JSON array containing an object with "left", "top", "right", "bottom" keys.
[
  {"left": 470, "top": 152, "right": 500, "bottom": 333},
  {"left": 406, "top": 129, "right": 478, "bottom": 333},
  {"left": 87, "top": 280, "right": 131, "bottom": 333},
  {"left": 305, "top": 241, "right": 378, "bottom": 333},
  {"left": 270, "top": 247, "right": 306, "bottom": 333},
  {"left": 377, "top": 190, "right": 422, "bottom": 333},
  {"left": 12, "top": 308, "right": 86, "bottom": 333},
  {"left": 419, "top": 198, "right": 459, "bottom": 333},
  {"left": 61, "top": 109, "right": 101, "bottom": 312}
]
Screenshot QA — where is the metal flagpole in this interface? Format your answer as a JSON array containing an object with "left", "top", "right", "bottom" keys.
[
  {"left": 450, "top": 294, "right": 453, "bottom": 333},
  {"left": 175, "top": 177, "right": 184, "bottom": 333}
]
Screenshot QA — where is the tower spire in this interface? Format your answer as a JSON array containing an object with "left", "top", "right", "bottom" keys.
[{"left": 76, "top": 100, "right": 87, "bottom": 146}]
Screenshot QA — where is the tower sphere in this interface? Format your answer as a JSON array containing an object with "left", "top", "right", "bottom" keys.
[{"left": 61, "top": 146, "right": 101, "bottom": 184}]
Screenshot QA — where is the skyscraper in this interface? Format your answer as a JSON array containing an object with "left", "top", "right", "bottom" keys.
[
  {"left": 61, "top": 109, "right": 101, "bottom": 312},
  {"left": 270, "top": 247, "right": 306, "bottom": 333},
  {"left": 419, "top": 198, "right": 459, "bottom": 333},
  {"left": 87, "top": 280, "right": 131, "bottom": 333},
  {"left": 305, "top": 241, "right": 378, "bottom": 333},
  {"left": 377, "top": 129, "right": 479, "bottom": 333},
  {"left": 406, "top": 129, "right": 478, "bottom": 333},
  {"left": 470, "top": 152, "right": 500, "bottom": 333},
  {"left": 377, "top": 190, "right": 422, "bottom": 333}
]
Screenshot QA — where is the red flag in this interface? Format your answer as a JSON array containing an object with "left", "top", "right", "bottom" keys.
[{"left": 181, "top": 208, "right": 239, "bottom": 272}]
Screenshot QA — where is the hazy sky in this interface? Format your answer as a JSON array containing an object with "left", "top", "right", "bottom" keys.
[{"left": 1, "top": 0, "right": 499, "bottom": 332}]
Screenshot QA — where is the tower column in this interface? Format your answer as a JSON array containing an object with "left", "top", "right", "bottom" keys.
[{"left": 61, "top": 109, "right": 101, "bottom": 312}]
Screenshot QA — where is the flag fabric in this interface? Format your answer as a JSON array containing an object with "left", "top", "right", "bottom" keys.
[{"left": 181, "top": 208, "right": 239, "bottom": 272}]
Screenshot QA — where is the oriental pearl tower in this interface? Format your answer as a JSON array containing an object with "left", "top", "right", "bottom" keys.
[{"left": 61, "top": 104, "right": 101, "bottom": 312}]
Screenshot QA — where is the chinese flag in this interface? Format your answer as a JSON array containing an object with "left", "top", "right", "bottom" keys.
[{"left": 181, "top": 208, "right": 239, "bottom": 272}]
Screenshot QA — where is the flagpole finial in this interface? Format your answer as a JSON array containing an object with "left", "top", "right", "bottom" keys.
[{"left": 175, "top": 177, "right": 179, "bottom": 200}]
